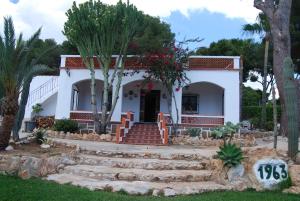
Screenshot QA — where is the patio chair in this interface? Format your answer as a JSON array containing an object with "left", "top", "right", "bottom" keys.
[
  {"left": 79, "top": 122, "right": 95, "bottom": 134},
  {"left": 201, "top": 127, "right": 211, "bottom": 139}
]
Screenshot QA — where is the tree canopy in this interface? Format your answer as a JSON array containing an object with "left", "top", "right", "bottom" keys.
[
  {"left": 242, "top": 86, "right": 262, "bottom": 107},
  {"left": 127, "top": 15, "right": 175, "bottom": 54},
  {"left": 291, "top": 0, "right": 300, "bottom": 71}
]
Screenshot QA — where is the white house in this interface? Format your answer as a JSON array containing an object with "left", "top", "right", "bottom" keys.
[{"left": 24, "top": 55, "right": 241, "bottom": 143}]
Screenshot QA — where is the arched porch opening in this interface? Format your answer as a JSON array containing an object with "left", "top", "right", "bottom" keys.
[
  {"left": 181, "top": 82, "right": 225, "bottom": 126},
  {"left": 122, "top": 80, "right": 170, "bottom": 122},
  {"left": 70, "top": 79, "right": 111, "bottom": 121}
]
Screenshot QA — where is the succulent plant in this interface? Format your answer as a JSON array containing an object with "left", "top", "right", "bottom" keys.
[
  {"left": 283, "top": 57, "right": 299, "bottom": 158},
  {"left": 186, "top": 128, "right": 201, "bottom": 137},
  {"left": 217, "top": 143, "right": 244, "bottom": 167}
]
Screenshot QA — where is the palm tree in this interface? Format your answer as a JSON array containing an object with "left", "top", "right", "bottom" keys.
[
  {"left": 0, "top": 17, "right": 50, "bottom": 149},
  {"left": 243, "top": 13, "right": 271, "bottom": 129}
]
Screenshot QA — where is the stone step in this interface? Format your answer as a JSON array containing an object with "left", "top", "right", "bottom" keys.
[
  {"left": 62, "top": 165, "right": 212, "bottom": 182},
  {"left": 76, "top": 154, "right": 209, "bottom": 170},
  {"left": 126, "top": 133, "right": 161, "bottom": 136},
  {"left": 123, "top": 141, "right": 163, "bottom": 145},
  {"left": 125, "top": 137, "right": 162, "bottom": 143},
  {"left": 47, "top": 173, "right": 232, "bottom": 196},
  {"left": 128, "top": 129, "right": 160, "bottom": 132},
  {"left": 79, "top": 149, "right": 211, "bottom": 161},
  {"left": 125, "top": 137, "right": 162, "bottom": 140}
]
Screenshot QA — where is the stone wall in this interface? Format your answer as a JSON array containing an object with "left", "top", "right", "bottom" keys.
[
  {"left": 47, "top": 130, "right": 116, "bottom": 142},
  {"left": 171, "top": 135, "right": 256, "bottom": 147},
  {"left": 0, "top": 154, "right": 76, "bottom": 179}
]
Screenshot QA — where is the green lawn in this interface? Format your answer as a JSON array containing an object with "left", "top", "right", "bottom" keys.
[{"left": 0, "top": 175, "right": 299, "bottom": 201}]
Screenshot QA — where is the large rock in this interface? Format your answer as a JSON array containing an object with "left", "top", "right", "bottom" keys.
[
  {"left": 289, "top": 165, "right": 300, "bottom": 186},
  {"left": 111, "top": 181, "right": 151, "bottom": 195},
  {"left": 1, "top": 154, "right": 76, "bottom": 179},
  {"left": 18, "top": 156, "right": 43, "bottom": 179},
  {"left": 295, "top": 153, "right": 300, "bottom": 165},
  {"left": 163, "top": 188, "right": 176, "bottom": 196},
  {"left": 0, "top": 156, "right": 20, "bottom": 174},
  {"left": 227, "top": 164, "right": 245, "bottom": 182},
  {"left": 40, "top": 144, "right": 51, "bottom": 149},
  {"left": 5, "top": 145, "right": 14, "bottom": 151},
  {"left": 283, "top": 186, "right": 300, "bottom": 194}
]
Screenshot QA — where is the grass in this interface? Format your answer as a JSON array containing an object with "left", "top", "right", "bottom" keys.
[{"left": 0, "top": 175, "right": 299, "bottom": 201}]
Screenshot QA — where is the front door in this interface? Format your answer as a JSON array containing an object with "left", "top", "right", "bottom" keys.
[{"left": 140, "top": 90, "right": 160, "bottom": 122}]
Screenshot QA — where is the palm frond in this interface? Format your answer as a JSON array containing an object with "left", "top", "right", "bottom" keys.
[
  {"left": 26, "top": 27, "right": 41, "bottom": 50},
  {"left": 4, "top": 17, "right": 15, "bottom": 53},
  {"left": 242, "top": 23, "right": 263, "bottom": 36}
]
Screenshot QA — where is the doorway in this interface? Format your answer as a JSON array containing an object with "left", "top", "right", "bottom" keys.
[{"left": 140, "top": 90, "right": 160, "bottom": 122}]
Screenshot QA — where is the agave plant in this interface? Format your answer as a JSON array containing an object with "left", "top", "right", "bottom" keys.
[{"left": 217, "top": 143, "right": 244, "bottom": 167}]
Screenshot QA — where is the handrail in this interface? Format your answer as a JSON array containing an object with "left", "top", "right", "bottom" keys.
[
  {"left": 157, "top": 112, "right": 168, "bottom": 145},
  {"left": 116, "top": 111, "right": 134, "bottom": 144},
  {"left": 27, "top": 77, "right": 59, "bottom": 107}
]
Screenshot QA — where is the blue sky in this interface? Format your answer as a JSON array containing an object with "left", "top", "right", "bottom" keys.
[
  {"left": 9, "top": 0, "right": 19, "bottom": 4},
  {"left": 1, "top": 0, "right": 262, "bottom": 89},
  {"left": 164, "top": 10, "right": 248, "bottom": 50},
  {"left": 1, "top": 0, "right": 259, "bottom": 48}
]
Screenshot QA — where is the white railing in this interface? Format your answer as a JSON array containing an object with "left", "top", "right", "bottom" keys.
[
  {"left": 27, "top": 77, "right": 59, "bottom": 107},
  {"left": 181, "top": 114, "right": 224, "bottom": 118}
]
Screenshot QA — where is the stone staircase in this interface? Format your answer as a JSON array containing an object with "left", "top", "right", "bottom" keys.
[
  {"left": 123, "top": 123, "right": 163, "bottom": 145},
  {"left": 47, "top": 148, "right": 232, "bottom": 196}
]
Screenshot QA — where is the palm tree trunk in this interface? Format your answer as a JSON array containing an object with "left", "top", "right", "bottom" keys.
[
  {"left": 12, "top": 76, "right": 33, "bottom": 141},
  {"left": 261, "top": 39, "right": 269, "bottom": 129},
  {"left": 0, "top": 95, "right": 19, "bottom": 150}
]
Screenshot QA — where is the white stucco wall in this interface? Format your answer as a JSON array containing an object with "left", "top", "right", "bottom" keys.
[
  {"left": 39, "top": 93, "right": 57, "bottom": 116},
  {"left": 185, "top": 70, "right": 240, "bottom": 123},
  {"left": 54, "top": 68, "right": 240, "bottom": 124},
  {"left": 182, "top": 82, "right": 224, "bottom": 116}
]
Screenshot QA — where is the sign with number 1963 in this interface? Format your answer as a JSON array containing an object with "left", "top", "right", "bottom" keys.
[{"left": 253, "top": 159, "right": 288, "bottom": 189}]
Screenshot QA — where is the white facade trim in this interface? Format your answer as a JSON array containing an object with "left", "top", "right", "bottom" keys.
[{"left": 189, "top": 55, "right": 240, "bottom": 59}]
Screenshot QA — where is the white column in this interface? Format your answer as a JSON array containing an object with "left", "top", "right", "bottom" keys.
[
  {"left": 55, "top": 70, "right": 72, "bottom": 119},
  {"left": 171, "top": 86, "right": 182, "bottom": 124},
  {"left": 111, "top": 84, "right": 123, "bottom": 122}
]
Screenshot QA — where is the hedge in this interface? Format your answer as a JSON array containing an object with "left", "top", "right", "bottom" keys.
[{"left": 242, "top": 105, "right": 281, "bottom": 130}]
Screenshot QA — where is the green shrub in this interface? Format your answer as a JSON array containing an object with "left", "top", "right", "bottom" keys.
[
  {"left": 242, "top": 105, "right": 281, "bottom": 123},
  {"left": 217, "top": 143, "right": 244, "bottom": 167},
  {"left": 186, "top": 128, "right": 201, "bottom": 137},
  {"left": 53, "top": 119, "right": 79, "bottom": 133},
  {"left": 35, "top": 129, "right": 46, "bottom": 145},
  {"left": 265, "top": 121, "right": 274, "bottom": 131},
  {"left": 250, "top": 117, "right": 260, "bottom": 129},
  {"left": 278, "top": 175, "right": 292, "bottom": 190}
]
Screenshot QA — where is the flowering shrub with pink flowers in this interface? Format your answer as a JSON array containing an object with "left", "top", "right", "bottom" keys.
[{"left": 138, "top": 39, "right": 200, "bottom": 135}]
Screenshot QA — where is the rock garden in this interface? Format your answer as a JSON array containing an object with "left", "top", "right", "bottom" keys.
[{"left": 1, "top": 121, "right": 300, "bottom": 197}]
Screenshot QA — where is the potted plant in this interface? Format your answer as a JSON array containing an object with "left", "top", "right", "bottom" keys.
[{"left": 25, "top": 103, "right": 43, "bottom": 132}]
